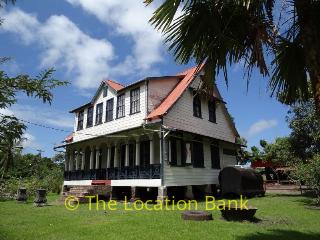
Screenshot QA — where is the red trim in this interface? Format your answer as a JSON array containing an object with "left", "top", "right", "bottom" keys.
[{"left": 91, "top": 180, "right": 111, "bottom": 185}]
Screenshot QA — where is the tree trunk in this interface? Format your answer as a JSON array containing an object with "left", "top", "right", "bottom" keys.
[{"left": 295, "top": 0, "right": 320, "bottom": 114}]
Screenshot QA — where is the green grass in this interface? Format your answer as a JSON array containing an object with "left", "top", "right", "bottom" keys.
[{"left": 0, "top": 194, "right": 320, "bottom": 240}]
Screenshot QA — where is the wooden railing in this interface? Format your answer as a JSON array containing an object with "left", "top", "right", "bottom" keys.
[{"left": 64, "top": 164, "right": 161, "bottom": 181}]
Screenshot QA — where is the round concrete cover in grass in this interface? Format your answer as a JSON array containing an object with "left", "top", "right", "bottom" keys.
[{"left": 181, "top": 211, "right": 213, "bottom": 221}]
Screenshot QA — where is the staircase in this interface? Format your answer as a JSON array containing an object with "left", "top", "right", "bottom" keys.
[{"left": 61, "top": 185, "right": 112, "bottom": 203}]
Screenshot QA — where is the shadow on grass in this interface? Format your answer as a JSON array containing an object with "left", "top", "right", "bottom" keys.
[{"left": 237, "top": 230, "right": 320, "bottom": 240}]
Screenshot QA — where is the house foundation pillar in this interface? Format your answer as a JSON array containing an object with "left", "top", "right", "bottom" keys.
[
  {"left": 205, "top": 184, "right": 213, "bottom": 196},
  {"left": 185, "top": 186, "right": 194, "bottom": 200},
  {"left": 130, "top": 186, "right": 137, "bottom": 202},
  {"left": 157, "top": 186, "right": 167, "bottom": 203}
]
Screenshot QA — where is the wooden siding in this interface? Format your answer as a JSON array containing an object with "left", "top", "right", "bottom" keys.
[
  {"left": 163, "top": 140, "right": 218, "bottom": 186},
  {"left": 163, "top": 77, "right": 237, "bottom": 143},
  {"left": 73, "top": 83, "right": 147, "bottom": 142},
  {"left": 147, "top": 77, "right": 180, "bottom": 113}
]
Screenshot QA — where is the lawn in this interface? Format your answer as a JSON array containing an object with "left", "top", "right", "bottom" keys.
[{"left": 0, "top": 194, "right": 319, "bottom": 240}]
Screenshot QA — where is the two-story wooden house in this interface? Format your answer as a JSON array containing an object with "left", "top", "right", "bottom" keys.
[{"left": 59, "top": 66, "right": 240, "bottom": 201}]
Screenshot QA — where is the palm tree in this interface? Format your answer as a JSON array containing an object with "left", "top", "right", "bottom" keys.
[{"left": 146, "top": 0, "right": 320, "bottom": 111}]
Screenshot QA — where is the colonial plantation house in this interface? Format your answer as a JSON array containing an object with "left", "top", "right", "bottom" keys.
[{"left": 59, "top": 66, "right": 240, "bottom": 200}]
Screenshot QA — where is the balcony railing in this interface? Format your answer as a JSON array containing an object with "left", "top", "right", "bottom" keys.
[{"left": 64, "top": 164, "right": 161, "bottom": 181}]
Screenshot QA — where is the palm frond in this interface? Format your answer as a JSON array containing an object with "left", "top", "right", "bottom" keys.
[{"left": 270, "top": 37, "right": 310, "bottom": 104}]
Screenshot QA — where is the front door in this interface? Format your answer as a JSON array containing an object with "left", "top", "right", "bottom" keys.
[{"left": 140, "top": 140, "right": 150, "bottom": 167}]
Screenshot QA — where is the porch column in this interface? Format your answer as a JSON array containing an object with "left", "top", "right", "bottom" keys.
[
  {"left": 89, "top": 147, "right": 94, "bottom": 169},
  {"left": 64, "top": 151, "right": 69, "bottom": 171},
  {"left": 75, "top": 150, "right": 81, "bottom": 170},
  {"left": 107, "top": 146, "right": 111, "bottom": 168},
  {"left": 95, "top": 147, "right": 100, "bottom": 169},
  {"left": 69, "top": 150, "right": 74, "bottom": 171},
  {"left": 125, "top": 143, "right": 129, "bottom": 167},
  {"left": 135, "top": 140, "right": 140, "bottom": 166},
  {"left": 81, "top": 150, "right": 85, "bottom": 170},
  {"left": 149, "top": 135, "right": 154, "bottom": 165},
  {"left": 114, "top": 145, "right": 119, "bottom": 168}
]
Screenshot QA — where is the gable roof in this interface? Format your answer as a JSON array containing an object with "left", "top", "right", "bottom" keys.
[
  {"left": 146, "top": 65, "right": 203, "bottom": 120},
  {"left": 104, "top": 79, "right": 125, "bottom": 91},
  {"left": 146, "top": 65, "right": 239, "bottom": 138}
]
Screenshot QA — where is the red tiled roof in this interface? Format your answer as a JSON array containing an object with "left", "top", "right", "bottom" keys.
[
  {"left": 64, "top": 133, "right": 73, "bottom": 143},
  {"left": 146, "top": 65, "right": 204, "bottom": 120},
  {"left": 104, "top": 79, "right": 124, "bottom": 91}
]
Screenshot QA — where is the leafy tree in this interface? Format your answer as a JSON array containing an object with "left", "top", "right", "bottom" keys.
[
  {"left": 264, "top": 137, "right": 296, "bottom": 165},
  {"left": 286, "top": 99, "right": 320, "bottom": 160},
  {"left": 146, "top": 0, "right": 320, "bottom": 111},
  {"left": 0, "top": 116, "right": 25, "bottom": 176},
  {"left": 236, "top": 137, "right": 250, "bottom": 164},
  {"left": 250, "top": 146, "right": 262, "bottom": 162},
  {"left": 260, "top": 139, "right": 268, "bottom": 148}
]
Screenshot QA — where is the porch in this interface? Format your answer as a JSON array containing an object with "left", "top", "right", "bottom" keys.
[
  {"left": 64, "top": 164, "right": 161, "bottom": 180},
  {"left": 63, "top": 129, "right": 162, "bottom": 182}
]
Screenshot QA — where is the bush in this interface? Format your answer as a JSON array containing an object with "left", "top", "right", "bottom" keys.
[
  {"left": 293, "top": 154, "right": 320, "bottom": 205},
  {"left": 0, "top": 170, "right": 63, "bottom": 200}
]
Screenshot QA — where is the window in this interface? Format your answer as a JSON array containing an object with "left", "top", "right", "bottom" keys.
[
  {"left": 169, "top": 139, "right": 191, "bottom": 167},
  {"left": 116, "top": 94, "right": 125, "bottom": 118},
  {"left": 193, "top": 94, "right": 202, "bottom": 118},
  {"left": 77, "top": 110, "right": 84, "bottom": 131},
  {"left": 105, "top": 98, "right": 114, "bottom": 122},
  {"left": 86, "top": 106, "right": 93, "bottom": 128},
  {"left": 103, "top": 86, "right": 108, "bottom": 97},
  {"left": 95, "top": 103, "right": 103, "bottom": 125},
  {"left": 208, "top": 99, "right": 216, "bottom": 123},
  {"left": 130, "top": 88, "right": 140, "bottom": 114},
  {"left": 191, "top": 141, "right": 204, "bottom": 168},
  {"left": 211, "top": 145, "right": 220, "bottom": 169}
]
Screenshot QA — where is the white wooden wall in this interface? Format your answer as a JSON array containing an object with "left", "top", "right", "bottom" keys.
[
  {"left": 163, "top": 78, "right": 237, "bottom": 143},
  {"left": 163, "top": 140, "right": 237, "bottom": 186},
  {"left": 73, "top": 82, "right": 147, "bottom": 142}
]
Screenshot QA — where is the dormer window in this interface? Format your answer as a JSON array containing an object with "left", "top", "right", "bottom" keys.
[
  {"left": 103, "top": 86, "right": 108, "bottom": 97},
  {"left": 86, "top": 106, "right": 93, "bottom": 128},
  {"left": 193, "top": 94, "right": 202, "bottom": 118},
  {"left": 77, "top": 110, "right": 84, "bottom": 131},
  {"left": 116, "top": 94, "right": 125, "bottom": 118},
  {"left": 95, "top": 103, "right": 103, "bottom": 125}
]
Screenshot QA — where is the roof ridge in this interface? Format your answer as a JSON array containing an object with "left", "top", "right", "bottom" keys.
[
  {"left": 146, "top": 65, "right": 203, "bottom": 120},
  {"left": 104, "top": 79, "right": 125, "bottom": 87}
]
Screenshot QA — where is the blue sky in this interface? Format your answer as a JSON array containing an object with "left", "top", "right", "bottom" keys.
[{"left": 0, "top": 0, "right": 290, "bottom": 157}]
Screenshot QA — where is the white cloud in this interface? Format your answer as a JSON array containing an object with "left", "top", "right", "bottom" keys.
[
  {"left": 21, "top": 132, "right": 39, "bottom": 149},
  {"left": 1, "top": 9, "right": 114, "bottom": 89},
  {"left": 66, "top": 0, "right": 164, "bottom": 72},
  {"left": 246, "top": 119, "right": 278, "bottom": 137},
  {"left": 0, "top": 105, "right": 74, "bottom": 129},
  {"left": 1, "top": 3, "right": 167, "bottom": 88}
]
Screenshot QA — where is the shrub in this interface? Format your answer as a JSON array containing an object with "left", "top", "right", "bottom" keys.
[{"left": 293, "top": 154, "right": 320, "bottom": 205}]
